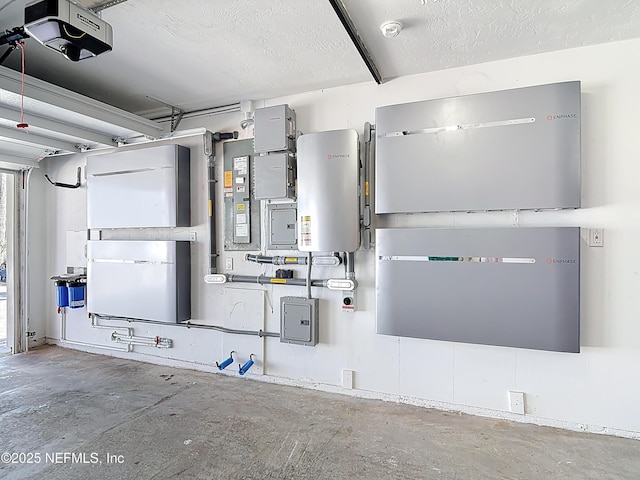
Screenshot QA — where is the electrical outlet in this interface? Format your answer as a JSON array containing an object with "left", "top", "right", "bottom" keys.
[
  {"left": 189, "top": 231, "right": 197, "bottom": 242},
  {"left": 342, "top": 369, "right": 354, "bottom": 389},
  {"left": 589, "top": 228, "right": 604, "bottom": 247},
  {"left": 225, "top": 258, "right": 233, "bottom": 271},
  {"left": 509, "top": 391, "right": 525, "bottom": 414}
]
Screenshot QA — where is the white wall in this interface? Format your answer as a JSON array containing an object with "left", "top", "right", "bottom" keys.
[{"left": 39, "top": 38, "right": 640, "bottom": 437}]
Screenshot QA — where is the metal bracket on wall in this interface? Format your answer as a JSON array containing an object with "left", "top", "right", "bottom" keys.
[{"left": 45, "top": 167, "right": 82, "bottom": 189}]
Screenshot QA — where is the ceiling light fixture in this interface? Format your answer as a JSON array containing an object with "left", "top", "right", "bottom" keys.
[{"left": 380, "top": 20, "right": 403, "bottom": 39}]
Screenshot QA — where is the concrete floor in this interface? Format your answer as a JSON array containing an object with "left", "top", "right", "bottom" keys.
[{"left": 0, "top": 347, "right": 638, "bottom": 480}]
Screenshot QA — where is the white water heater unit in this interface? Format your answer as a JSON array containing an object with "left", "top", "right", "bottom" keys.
[{"left": 297, "top": 129, "right": 360, "bottom": 252}]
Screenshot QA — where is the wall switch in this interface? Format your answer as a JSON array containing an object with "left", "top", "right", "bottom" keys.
[
  {"left": 342, "top": 369, "right": 354, "bottom": 389},
  {"left": 588, "top": 228, "right": 604, "bottom": 247},
  {"left": 508, "top": 391, "right": 525, "bottom": 414},
  {"left": 225, "top": 258, "right": 233, "bottom": 271}
]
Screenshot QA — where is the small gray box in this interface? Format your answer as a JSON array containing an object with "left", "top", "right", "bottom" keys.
[
  {"left": 254, "top": 104, "right": 296, "bottom": 153},
  {"left": 281, "top": 296, "right": 319, "bottom": 346},
  {"left": 253, "top": 153, "right": 296, "bottom": 199},
  {"left": 267, "top": 203, "right": 297, "bottom": 250}
]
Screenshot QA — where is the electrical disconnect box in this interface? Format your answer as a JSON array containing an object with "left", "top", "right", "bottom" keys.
[
  {"left": 266, "top": 203, "right": 298, "bottom": 250},
  {"left": 253, "top": 152, "right": 296, "bottom": 200},
  {"left": 280, "top": 296, "right": 319, "bottom": 346},
  {"left": 253, "top": 104, "right": 296, "bottom": 153},
  {"left": 223, "top": 139, "right": 261, "bottom": 251},
  {"left": 253, "top": 104, "right": 297, "bottom": 201}
]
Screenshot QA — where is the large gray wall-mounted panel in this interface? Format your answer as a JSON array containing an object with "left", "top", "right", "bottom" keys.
[
  {"left": 87, "top": 144, "right": 190, "bottom": 228},
  {"left": 87, "top": 240, "right": 191, "bottom": 323},
  {"left": 375, "top": 81, "right": 581, "bottom": 213},
  {"left": 376, "top": 227, "right": 580, "bottom": 352}
]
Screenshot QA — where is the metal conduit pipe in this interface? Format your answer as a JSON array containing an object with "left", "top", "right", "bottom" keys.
[
  {"left": 362, "top": 122, "right": 374, "bottom": 250},
  {"left": 93, "top": 313, "right": 280, "bottom": 338},
  {"left": 245, "top": 254, "right": 305, "bottom": 265},
  {"left": 207, "top": 130, "right": 238, "bottom": 274},
  {"left": 227, "top": 274, "right": 328, "bottom": 288},
  {"left": 346, "top": 252, "right": 356, "bottom": 281},
  {"left": 306, "top": 252, "right": 312, "bottom": 299},
  {"left": 245, "top": 254, "right": 342, "bottom": 266}
]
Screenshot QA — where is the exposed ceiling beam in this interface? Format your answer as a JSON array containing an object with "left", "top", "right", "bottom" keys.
[
  {"left": 0, "top": 106, "right": 116, "bottom": 146},
  {"left": 0, "top": 126, "right": 80, "bottom": 153},
  {"left": 0, "top": 153, "right": 39, "bottom": 168},
  {"left": 328, "top": 0, "right": 383, "bottom": 84},
  {"left": 0, "top": 67, "right": 164, "bottom": 139}
]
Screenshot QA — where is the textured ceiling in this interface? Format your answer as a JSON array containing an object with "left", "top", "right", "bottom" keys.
[{"left": 1, "top": 0, "right": 639, "bottom": 116}]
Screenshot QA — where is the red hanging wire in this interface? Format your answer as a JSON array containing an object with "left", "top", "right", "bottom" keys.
[{"left": 16, "top": 42, "right": 28, "bottom": 130}]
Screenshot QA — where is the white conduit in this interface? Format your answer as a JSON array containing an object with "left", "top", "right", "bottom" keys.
[
  {"left": 60, "top": 309, "right": 130, "bottom": 353},
  {"left": 59, "top": 310, "right": 172, "bottom": 351}
]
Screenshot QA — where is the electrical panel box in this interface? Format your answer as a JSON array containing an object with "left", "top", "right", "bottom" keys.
[
  {"left": 253, "top": 104, "right": 296, "bottom": 153},
  {"left": 253, "top": 153, "right": 296, "bottom": 200},
  {"left": 280, "top": 296, "right": 319, "bottom": 346},
  {"left": 87, "top": 144, "right": 190, "bottom": 229},
  {"left": 297, "top": 129, "right": 360, "bottom": 252},
  {"left": 223, "top": 140, "right": 261, "bottom": 251},
  {"left": 375, "top": 227, "right": 580, "bottom": 353},
  {"left": 266, "top": 203, "right": 298, "bottom": 250},
  {"left": 375, "top": 81, "right": 581, "bottom": 213},
  {"left": 87, "top": 240, "right": 191, "bottom": 323}
]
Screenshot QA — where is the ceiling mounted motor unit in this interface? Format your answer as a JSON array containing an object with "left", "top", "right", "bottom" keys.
[{"left": 24, "top": 0, "right": 113, "bottom": 61}]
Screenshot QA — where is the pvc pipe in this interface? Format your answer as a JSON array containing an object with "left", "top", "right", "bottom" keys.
[
  {"left": 111, "top": 331, "right": 172, "bottom": 348},
  {"left": 60, "top": 308, "right": 130, "bottom": 353}
]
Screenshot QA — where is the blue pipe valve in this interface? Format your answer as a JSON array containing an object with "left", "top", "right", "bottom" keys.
[
  {"left": 239, "top": 354, "right": 255, "bottom": 376},
  {"left": 216, "top": 351, "right": 235, "bottom": 370}
]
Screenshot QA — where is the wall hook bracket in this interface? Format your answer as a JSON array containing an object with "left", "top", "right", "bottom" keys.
[
  {"left": 216, "top": 351, "right": 235, "bottom": 370},
  {"left": 238, "top": 354, "right": 255, "bottom": 376},
  {"left": 45, "top": 167, "right": 82, "bottom": 189}
]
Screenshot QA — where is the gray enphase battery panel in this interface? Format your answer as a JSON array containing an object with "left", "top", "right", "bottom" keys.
[
  {"left": 376, "top": 227, "right": 580, "bottom": 353},
  {"left": 375, "top": 81, "right": 581, "bottom": 213}
]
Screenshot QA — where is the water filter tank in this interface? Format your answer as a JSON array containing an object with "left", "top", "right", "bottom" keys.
[
  {"left": 297, "top": 129, "right": 360, "bottom": 252},
  {"left": 55, "top": 280, "right": 69, "bottom": 308}
]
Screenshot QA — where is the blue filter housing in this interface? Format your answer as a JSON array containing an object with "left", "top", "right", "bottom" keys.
[
  {"left": 68, "top": 282, "right": 85, "bottom": 309},
  {"left": 55, "top": 280, "right": 69, "bottom": 308}
]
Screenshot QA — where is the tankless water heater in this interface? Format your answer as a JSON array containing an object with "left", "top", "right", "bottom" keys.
[{"left": 297, "top": 129, "right": 360, "bottom": 252}]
